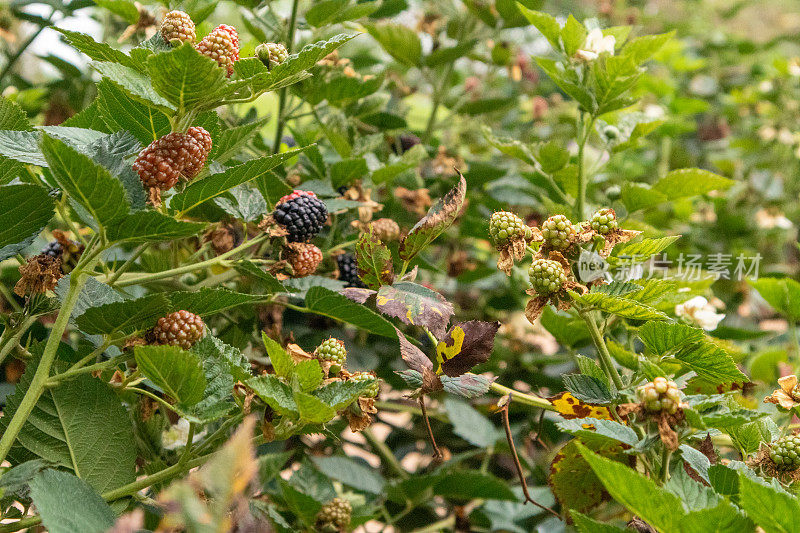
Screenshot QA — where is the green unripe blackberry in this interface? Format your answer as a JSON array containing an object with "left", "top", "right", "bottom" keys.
[
  {"left": 350, "top": 371, "right": 380, "bottom": 398},
  {"left": 255, "top": 42, "right": 288, "bottom": 70},
  {"left": 590, "top": 208, "right": 618, "bottom": 235},
  {"left": 316, "top": 497, "right": 352, "bottom": 533},
  {"left": 489, "top": 211, "right": 531, "bottom": 247},
  {"left": 314, "top": 338, "right": 347, "bottom": 374},
  {"left": 541, "top": 214, "right": 576, "bottom": 250},
  {"left": 770, "top": 435, "right": 800, "bottom": 469},
  {"left": 528, "top": 259, "right": 567, "bottom": 295},
  {"left": 636, "top": 377, "right": 681, "bottom": 414}
]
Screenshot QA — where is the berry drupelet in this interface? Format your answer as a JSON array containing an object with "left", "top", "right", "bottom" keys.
[
  {"left": 349, "top": 371, "right": 380, "bottom": 398},
  {"left": 636, "top": 377, "right": 681, "bottom": 414},
  {"left": 315, "top": 497, "right": 352, "bottom": 533},
  {"left": 286, "top": 243, "right": 323, "bottom": 277},
  {"left": 255, "top": 42, "right": 288, "bottom": 70},
  {"left": 770, "top": 434, "right": 800, "bottom": 469},
  {"left": 541, "top": 214, "right": 576, "bottom": 250},
  {"left": 273, "top": 190, "right": 328, "bottom": 242},
  {"left": 160, "top": 10, "right": 195, "bottom": 44},
  {"left": 132, "top": 127, "right": 212, "bottom": 190},
  {"left": 528, "top": 259, "right": 567, "bottom": 295},
  {"left": 313, "top": 338, "right": 347, "bottom": 374},
  {"left": 196, "top": 24, "right": 239, "bottom": 76},
  {"left": 590, "top": 208, "right": 618, "bottom": 235},
  {"left": 489, "top": 211, "right": 531, "bottom": 247},
  {"left": 151, "top": 310, "right": 205, "bottom": 350},
  {"left": 336, "top": 253, "right": 365, "bottom": 288}
]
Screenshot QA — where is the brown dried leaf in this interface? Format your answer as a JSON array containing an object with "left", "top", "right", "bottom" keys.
[
  {"left": 436, "top": 320, "right": 499, "bottom": 377},
  {"left": 14, "top": 255, "right": 62, "bottom": 297},
  {"left": 396, "top": 327, "right": 433, "bottom": 372},
  {"left": 399, "top": 172, "right": 466, "bottom": 261},
  {"left": 376, "top": 282, "right": 453, "bottom": 338}
]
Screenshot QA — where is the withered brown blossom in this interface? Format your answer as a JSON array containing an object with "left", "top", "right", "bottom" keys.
[{"left": 14, "top": 254, "right": 62, "bottom": 297}]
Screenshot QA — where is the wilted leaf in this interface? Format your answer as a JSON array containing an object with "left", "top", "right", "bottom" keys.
[
  {"left": 399, "top": 172, "right": 466, "bottom": 261},
  {"left": 376, "top": 282, "right": 454, "bottom": 337},
  {"left": 436, "top": 320, "right": 500, "bottom": 377}
]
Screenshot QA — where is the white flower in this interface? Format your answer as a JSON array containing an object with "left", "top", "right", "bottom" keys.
[
  {"left": 575, "top": 29, "right": 615, "bottom": 62},
  {"left": 161, "top": 418, "right": 206, "bottom": 450},
  {"left": 675, "top": 296, "right": 725, "bottom": 331},
  {"left": 755, "top": 208, "right": 793, "bottom": 230}
]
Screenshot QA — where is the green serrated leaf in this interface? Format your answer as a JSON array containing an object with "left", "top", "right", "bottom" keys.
[
  {"left": 0, "top": 184, "right": 55, "bottom": 261},
  {"left": 135, "top": 345, "right": 207, "bottom": 406},
  {"left": 652, "top": 168, "right": 734, "bottom": 199},
  {"left": 146, "top": 43, "right": 229, "bottom": 113},
  {"left": 305, "top": 286, "right": 396, "bottom": 338},
  {"left": 29, "top": 469, "right": 115, "bottom": 533},
  {"left": 573, "top": 292, "right": 668, "bottom": 321},
  {"left": 364, "top": 23, "right": 421, "bottom": 66},
  {"left": 295, "top": 390, "right": 336, "bottom": 423},
  {"left": 355, "top": 227, "right": 394, "bottom": 289}
]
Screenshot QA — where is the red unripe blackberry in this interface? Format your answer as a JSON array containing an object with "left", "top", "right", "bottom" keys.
[
  {"left": 350, "top": 371, "right": 380, "bottom": 398},
  {"left": 368, "top": 218, "right": 400, "bottom": 241},
  {"left": 336, "top": 253, "right": 365, "bottom": 288},
  {"left": 286, "top": 243, "right": 323, "bottom": 277},
  {"left": 273, "top": 191, "right": 328, "bottom": 242},
  {"left": 160, "top": 10, "right": 195, "bottom": 44},
  {"left": 277, "top": 190, "right": 318, "bottom": 204},
  {"left": 196, "top": 24, "right": 239, "bottom": 77},
  {"left": 151, "top": 310, "right": 205, "bottom": 350},
  {"left": 132, "top": 127, "right": 212, "bottom": 190},
  {"left": 314, "top": 338, "right": 347, "bottom": 374}
]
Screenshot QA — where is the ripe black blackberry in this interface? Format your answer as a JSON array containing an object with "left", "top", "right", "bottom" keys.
[
  {"left": 336, "top": 253, "right": 365, "bottom": 288},
  {"left": 273, "top": 191, "right": 328, "bottom": 242},
  {"left": 314, "top": 338, "right": 347, "bottom": 374},
  {"left": 161, "top": 10, "right": 195, "bottom": 44},
  {"left": 196, "top": 24, "right": 239, "bottom": 76},
  {"left": 132, "top": 127, "right": 212, "bottom": 190},
  {"left": 41, "top": 240, "right": 63, "bottom": 258},
  {"left": 315, "top": 497, "right": 352, "bottom": 533},
  {"left": 151, "top": 310, "right": 205, "bottom": 350}
]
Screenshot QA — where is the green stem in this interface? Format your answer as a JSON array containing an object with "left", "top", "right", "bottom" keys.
[
  {"left": 105, "top": 234, "right": 267, "bottom": 287},
  {"left": 575, "top": 113, "right": 596, "bottom": 220},
  {"left": 659, "top": 445, "right": 673, "bottom": 484},
  {"left": 271, "top": 0, "right": 300, "bottom": 153},
  {"left": 46, "top": 352, "right": 132, "bottom": 387},
  {"left": 362, "top": 427, "right": 408, "bottom": 479},
  {"left": 422, "top": 61, "right": 455, "bottom": 142},
  {"left": 177, "top": 423, "right": 196, "bottom": 468},
  {"left": 0, "top": 316, "right": 36, "bottom": 367},
  {"left": 107, "top": 244, "right": 149, "bottom": 286},
  {"left": 127, "top": 387, "right": 181, "bottom": 416},
  {"left": 578, "top": 308, "right": 624, "bottom": 390},
  {"left": 489, "top": 382, "right": 555, "bottom": 411},
  {"left": 0, "top": 257, "right": 97, "bottom": 464}
]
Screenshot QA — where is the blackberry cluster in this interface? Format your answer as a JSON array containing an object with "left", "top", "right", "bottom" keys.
[
  {"left": 41, "top": 241, "right": 63, "bottom": 258},
  {"left": 636, "top": 377, "right": 681, "bottom": 414},
  {"left": 528, "top": 259, "right": 566, "bottom": 295},
  {"left": 369, "top": 218, "right": 400, "bottom": 241},
  {"left": 196, "top": 24, "right": 240, "bottom": 76},
  {"left": 590, "top": 208, "right": 618, "bottom": 235},
  {"left": 151, "top": 310, "right": 205, "bottom": 350},
  {"left": 132, "top": 127, "right": 212, "bottom": 190},
  {"left": 336, "top": 253, "right": 365, "bottom": 288},
  {"left": 541, "top": 214, "right": 576, "bottom": 250},
  {"left": 314, "top": 338, "right": 347, "bottom": 374},
  {"left": 160, "top": 10, "right": 195, "bottom": 44},
  {"left": 286, "top": 243, "right": 323, "bottom": 277},
  {"left": 489, "top": 211, "right": 531, "bottom": 247},
  {"left": 770, "top": 435, "right": 800, "bottom": 469},
  {"left": 255, "top": 42, "right": 288, "bottom": 70},
  {"left": 273, "top": 191, "right": 328, "bottom": 242},
  {"left": 315, "top": 497, "right": 352, "bottom": 533},
  {"left": 350, "top": 371, "right": 380, "bottom": 398}
]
